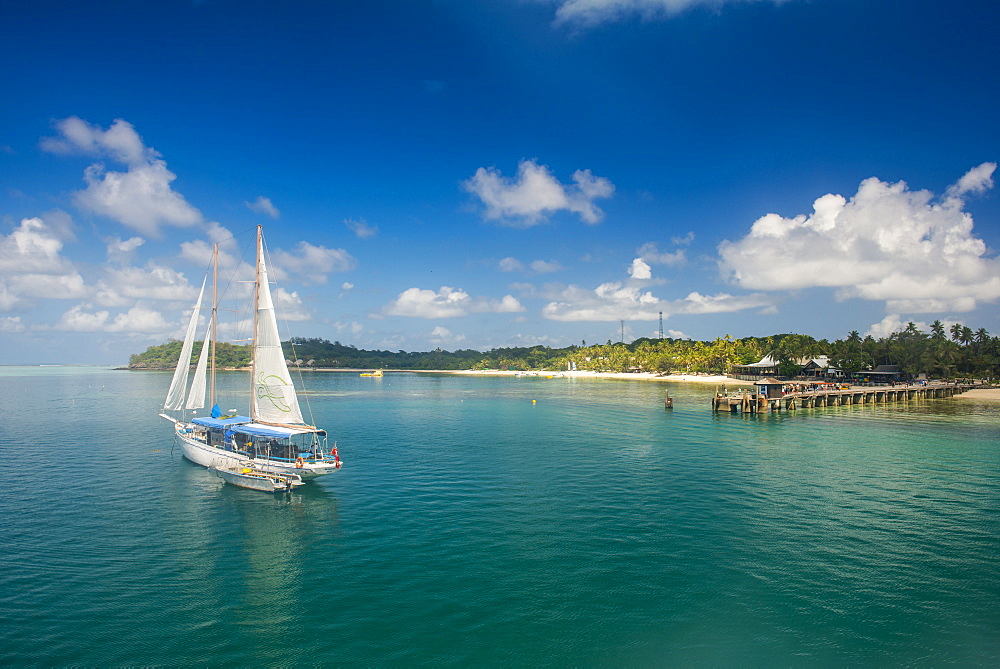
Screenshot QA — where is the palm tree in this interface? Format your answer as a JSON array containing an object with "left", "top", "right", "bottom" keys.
[
  {"left": 862, "top": 335, "right": 877, "bottom": 367},
  {"left": 950, "top": 322, "right": 964, "bottom": 343},
  {"left": 932, "top": 341, "right": 960, "bottom": 378},
  {"left": 930, "top": 320, "right": 946, "bottom": 340},
  {"left": 975, "top": 328, "right": 990, "bottom": 348},
  {"left": 885, "top": 322, "right": 930, "bottom": 374},
  {"left": 960, "top": 326, "right": 975, "bottom": 346}
]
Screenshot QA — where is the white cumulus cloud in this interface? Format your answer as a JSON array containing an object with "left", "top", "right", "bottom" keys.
[
  {"left": 41, "top": 116, "right": 147, "bottom": 164},
  {"left": 637, "top": 240, "right": 687, "bottom": 267},
  {"left": 628, "top": 258, "right": 652, "bottom": 280},
  {"left": 74, "top": 161, "right": 202, "bottom": 236},
  {"left": 55, "top": 304, "right": 172, "bottom": 333},
  {"left": 0, "top": 316, "right": 25, "bottom": 333},
  {"left": 178, "top": 223, "right": 242, "bottom": 270},
  {"left": 552, "top": 0, "right": 795, "bottom": 27},
  {"left": 0, "top": 217, "right": 73, "bottom": 274},
  {"left": 865, "top": 314, "right": 931, "bottom": 339},
  {"left": 429, "top": 325, "right": 466, "bottom": 346},
  {"left": 717, "top": 163, "right": 1000, "bottom": 313},
  {"left": 273, "top": 287, "right": 311, "bottom": 321},
  {"left": 541, "top": 281, "right": 773, "bottom": 321},
  {"left": 385, "top": 286, "right": 472, "bottom": 318},
  {"left": 246, "top": 196, "right": 280, "bottom": 219},
  {"left": 94, "top": 263, "right": 195, "bottom": 306},
  {"left": 463, "top": 159, "right": 614, "bottom": 226},
  {"left": 500, "top": 257, "right": 565, "bottom": 273},
  {"left": 0, "top": 281, "right": 18, "bottom": 311},
  {"left": 43, "top": 117, "right": 202, "bottom": 236},
  {"left": 106, "top": 236, "right": 145, "bottom": 264},
  {"left": 499, "top": 257, "right": 525, "bottom": 272},
  {"left": 492, "top": 295, "right": 525, "bottom": 313},
  {"left": 384, "top": 286, "right": 525, "bottom": 318},
  {"left": 345, "top": 218, "right": 378, "bottom": 238},
  {"left": 55, "top": 305, "right": 110, "bottom": 331},
  {"left": 334, "top": 320, "right": 366, "bottom": 336},
  {"left": 0, "top": 217, "right": 88, "bottom": 307},
  {"left": 531, "top": 260, "right": 564, "bottom": 273},
  {"left": 272, "top": 241, "right": 357, "bottom": 284}
]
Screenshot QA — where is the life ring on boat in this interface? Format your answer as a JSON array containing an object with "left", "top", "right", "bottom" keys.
[{"left": 295, "top": 457, "right": 304, "bottom": 468}]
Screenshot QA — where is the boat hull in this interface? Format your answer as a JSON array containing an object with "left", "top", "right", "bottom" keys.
[
  {"left": 174, "top": 425, "right": 340, "bottom": 480},
  {"left": 210, "top": 466, "right": 303, "bottom": 492}
]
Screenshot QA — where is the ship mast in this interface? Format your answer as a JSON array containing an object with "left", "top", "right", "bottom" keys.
[
  {"left": 250, "top": 225, "right": 262, "bottom": 421},
  {"left": 210, "top": 242, "right": 218, "bottom": 408}
]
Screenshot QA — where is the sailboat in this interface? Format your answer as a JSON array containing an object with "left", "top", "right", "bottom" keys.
[{"left": 159, "top": 225, "right": 342, "bottom": 481}]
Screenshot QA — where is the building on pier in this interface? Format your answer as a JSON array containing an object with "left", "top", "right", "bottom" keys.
[{"left": 754, "top": 377, "right": 786, "bottom": 399}]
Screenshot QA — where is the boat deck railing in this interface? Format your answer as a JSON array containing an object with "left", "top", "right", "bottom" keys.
[{"left": 183, "top": 429, "right": 338, "bottom": 462}]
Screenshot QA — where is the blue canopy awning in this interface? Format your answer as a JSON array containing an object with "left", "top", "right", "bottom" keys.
[
  {"left": 190, "top": 416, "right": 321, "bottom": 440},
  {"left": 191, "top": 415, "right": 252, "bottom": 429},
  {"left": 231, "top": 423, "right": 323, "bottom": 439}
]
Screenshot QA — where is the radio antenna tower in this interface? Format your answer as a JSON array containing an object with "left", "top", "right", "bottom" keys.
[
  {"left": 659, "top": 311, "right": 663, "bottom": 339},
  {"left": 620, "top": 319, "right": 625, "bottom": 343}
]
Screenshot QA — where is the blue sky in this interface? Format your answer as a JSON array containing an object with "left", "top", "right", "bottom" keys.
[{"left": 2, "top": 0, "right": 999, "bottom": 364}]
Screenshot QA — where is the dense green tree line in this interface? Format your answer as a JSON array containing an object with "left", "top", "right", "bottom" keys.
[
  {"left": 128, "top": 340, "right": 251, "bottom": 369},
  {"left": 128, "top": 322, "right": 999, "bottom": 379}
]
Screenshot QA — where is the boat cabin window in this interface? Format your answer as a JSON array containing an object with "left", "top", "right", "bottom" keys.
[{"left": 230, "top": 430, "right": 328, "bottom": 461}]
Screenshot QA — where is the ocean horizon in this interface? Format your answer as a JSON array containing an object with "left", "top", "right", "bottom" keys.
[{"left": 1, "top": 365, "right": 997, "bottom": 665}]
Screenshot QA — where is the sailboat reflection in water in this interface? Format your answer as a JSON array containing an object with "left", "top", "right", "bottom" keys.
[{"left": 160, "top": 225, "right": 342, "bottom": 484}]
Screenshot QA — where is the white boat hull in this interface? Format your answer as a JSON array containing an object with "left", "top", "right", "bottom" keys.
[
  {"left": 210, "top": 466, "right": 304, "bottom": 492},
  {"left": 174, "top": 424, "right": 340, "bottom": 480}
]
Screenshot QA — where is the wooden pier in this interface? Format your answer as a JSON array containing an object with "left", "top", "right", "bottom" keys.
[{"left": 712, "top": 382, "right": 978, "bottom": 414}]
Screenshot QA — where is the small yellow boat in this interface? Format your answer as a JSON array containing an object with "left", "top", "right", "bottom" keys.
[{"left": 360, "top": 369, "right": 384, "bottom": 377}]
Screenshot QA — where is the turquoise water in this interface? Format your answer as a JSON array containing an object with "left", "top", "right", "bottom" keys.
[{"left": 1, "top": 366, "right": 998, "bottom": 665}]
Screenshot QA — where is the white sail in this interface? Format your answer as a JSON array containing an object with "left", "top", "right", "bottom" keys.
[
  {"left": 164, "top": 278, "right": 206, "bottom": 411},
  {"left": 251, "top": 236, "right": 305, "bottom": 425},
  {"left": 185, "top": 317, "right": 212, "bottom": 410}
]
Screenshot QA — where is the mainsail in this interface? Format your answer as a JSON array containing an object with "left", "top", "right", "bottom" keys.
[
  {"left": 164, "top": 278, "right": 206, "bottom": 411},
  {"left": 251, "top": 233, "right": 305, "bottom": 425},
  {"left": 185, "top": 317, "right": 212, "bottom": 410}
]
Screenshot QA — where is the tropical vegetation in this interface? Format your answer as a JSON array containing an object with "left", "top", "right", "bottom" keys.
[
  {"left": 128, "top": 339, "right": 252, "bottom": 369},
  {"left": 128, "top": 320, "right": 999, "bottom": 379}
]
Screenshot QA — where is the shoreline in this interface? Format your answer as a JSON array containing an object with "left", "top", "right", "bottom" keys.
[
  {"left": 306, "top": 369, "right": 999, "bottom": 394},
  {"left": 125, "top": 364, "right": 996, "bottom": 395},
  {"left": 415, "top": 369, "right": 756, "bottom": 385},
  {"left": 954, "top": 388, "right": 1000, "bottom": 401},
  {"left": 123, "top": 366, "right": 753, "bottom": 384}
]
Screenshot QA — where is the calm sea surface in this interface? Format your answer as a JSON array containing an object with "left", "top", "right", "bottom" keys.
[{"left": 1, "top": 366, "right": 998, "bottom": 665}]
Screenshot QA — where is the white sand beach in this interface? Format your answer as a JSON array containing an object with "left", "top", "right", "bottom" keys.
[
  {"left": 954, "top": 388, "right": 1000, "bottom": 401},
  {"left": 445, "top": 369, "right": 754, "bottom": 385}
]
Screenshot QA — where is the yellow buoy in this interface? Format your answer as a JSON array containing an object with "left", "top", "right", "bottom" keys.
[{"left": 532, "top": 399, "right": 537, "bottom": 404}]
